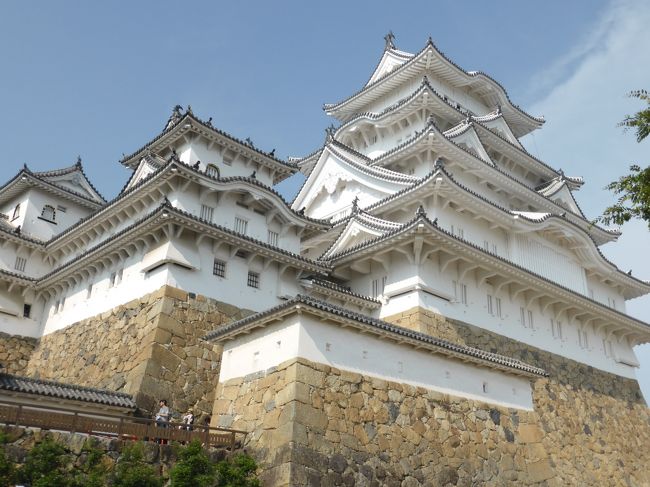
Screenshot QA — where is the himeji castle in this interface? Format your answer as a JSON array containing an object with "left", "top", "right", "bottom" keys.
[{"left": 1, "top": 35, "right": 650, "bottom": 485}]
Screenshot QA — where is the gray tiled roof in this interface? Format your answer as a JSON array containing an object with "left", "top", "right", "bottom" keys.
[{"left": 0, "top": 373, "right": 136, "bottom": 409}]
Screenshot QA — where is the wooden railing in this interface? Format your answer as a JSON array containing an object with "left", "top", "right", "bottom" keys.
[{"left": 0, "top": 401, "right": 246, "bottom": 450}]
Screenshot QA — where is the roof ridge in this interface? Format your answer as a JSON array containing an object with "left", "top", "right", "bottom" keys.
[
  {"left": 120, "top": 110, "right": 297, "bottom": 173},
  {"left": 324, "top": 39, "right": 544, "bottom": 128}
]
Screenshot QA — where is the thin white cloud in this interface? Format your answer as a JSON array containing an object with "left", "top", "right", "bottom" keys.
[
  {"left": 524, "top": 0, "right": 650, "bottom": 399},
  {"left": 525, "top": 1, "right": 621, "bottom": 100}
]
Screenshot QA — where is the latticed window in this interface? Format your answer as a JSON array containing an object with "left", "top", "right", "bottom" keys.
[
  {"left": 206, "top": 164, "right": 219, "bottom": 178},
  {"left": 41, "top": 204, "right": 56, "bottom": 222},
  {"left": 12, "top": 204, "right": 20, "bottom": 220},
  {"left": 247, "top": 271, "right": 260, "bottom": 288},
  {"left": 267, "top": 230, "right": 279, "bottom": 246},
  {"left": 213, "top": 259, "right": 226, "bottom": 278},
  {"left": 14, "top": 256, "right": 26, "bottom": 272},
  {"left": 235, "top": 217, "right": 248, "bottom": 235},
  {"left": 200, "top": 205, "right": 214, "bottom": 222}
]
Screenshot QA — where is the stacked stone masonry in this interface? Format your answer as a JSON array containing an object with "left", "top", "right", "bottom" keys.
[
  {"left": 23, "top": 286, "right": 251, "bottom": 417},
  {"left": 0, "top": 332, "right": 36, "bottom": 375},
  {"left": 213, "top": 310, "right": 650, "bottom": 486}
]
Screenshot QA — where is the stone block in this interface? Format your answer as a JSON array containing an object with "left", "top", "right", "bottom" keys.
[
  {"left": 149, "top": 343, "right": 181, "bottom": 372},
  {"left": 518, "top": 424, "right": 544, "bottom": 444},
  {"left": 156, "top": 314, "right": 186, "bottom": 338},
  {"left": 162, "top": 285, "right": 188, "bottom": 301},
  {"left": 527, "top": 459, "right": 555, "bottom": 482}
]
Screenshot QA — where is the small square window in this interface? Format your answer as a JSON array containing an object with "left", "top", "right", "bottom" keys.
[
  {"left": 247, "top": 271, "right": 260, "bottom": 289},
  {"left": 213, "top": 259, "right": 226, "bottom": 278},
  {"left": 235, "top": 217, "right": 248, "bottom": 235},
  {"left": 200, "top": 205, "right": 214, "bottom": 222},
  {"left": 267, "top": 230, "right": 279, "bottom": 246},
  {"left": 14, "top": 256, "right": 26, "bottom": 272},
  {"left": 206, "top": 164, "right": 219, "bottom": 177},
  {"left": 41, "top": 205, "right": 56, "bottom": 222}
]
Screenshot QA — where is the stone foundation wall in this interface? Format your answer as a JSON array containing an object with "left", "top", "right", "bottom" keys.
[
  {"left": 25, "top": 286, "right": 251, "bottom": 416},
  {"left": 214, "top": 349, "right": 650, "bottom": 485},
  {"left": 0, "top": 332, "right": 36, "bottom": 375}
]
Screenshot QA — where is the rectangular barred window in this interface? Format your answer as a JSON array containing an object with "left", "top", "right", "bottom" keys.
[
  {"left": 247, "top": 271, "right": 260, "bottom": 289},
  {"left": 58, "top": 298, "right": 65, "bottom": 312},
  {"left": 495, "top": 297, "right": 502, "bottom": 318},
  {"left": 483, "top": 240, "right": 490, "bottom": 251},
  {"left": 87, "top": 284, "right": 93, "bottom": 298},
  {"left": 213, "top": 259, "right": 226, "bottom": 278},
  {"left": 460, "top": 283, "right": 467, "bottom": 305},
  {"left": 235, "top": 217, "right": 248, "bottom": 235},
  {"left": 14, "top": 256, "right": 26, "bottom": 272},
  {"left": 267, "top": 230, "right": 279, "bottom": 246},
  {"left": 520, "top": 307, "right": 526, "bottom": 327},
  {"left": 23, "top": 303, "right": 31, "bottom": 318},
  {"left": 109, "top": 272, "right": 117, "bottom": 287},
  {"left": 200, "top": 205, "right": 214, "bottom": 222},
  {"left": 486, "top": 294, "right": 493, "bottom": 315},
  {"left": 527, "top": 310, "right": 534, "bottom": 330}
]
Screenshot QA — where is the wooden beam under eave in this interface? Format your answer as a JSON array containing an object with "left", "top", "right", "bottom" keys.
[{"left": 350, "top": 258, "right": 371, "bottom": 274}]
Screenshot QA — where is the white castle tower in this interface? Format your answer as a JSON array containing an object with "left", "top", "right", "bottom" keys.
[{"left": 286, "top": 34, "right": 650, "bottom": 380}]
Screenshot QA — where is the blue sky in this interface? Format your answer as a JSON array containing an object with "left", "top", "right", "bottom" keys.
[{"left": 2, "top": 0, "right": 649, "bottom": 396}]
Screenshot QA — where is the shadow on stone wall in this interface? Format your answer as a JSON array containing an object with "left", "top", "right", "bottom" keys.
[{"left": 23, "top": 286, "right": 253, "bottom": 418}]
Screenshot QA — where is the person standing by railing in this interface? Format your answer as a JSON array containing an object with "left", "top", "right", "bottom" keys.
[
  {"left": 180, "top": 409, "right": 194, "bottom": 431},
  {"left": 155, "top": 399, "right": 169, "bottom": 444}
]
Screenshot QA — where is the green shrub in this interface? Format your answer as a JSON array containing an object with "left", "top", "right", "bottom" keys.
[
  {"left": 18, "top": 437, "right": 70, "bottom": 487},
  {"left": 0, "top": 432, "right": 16, "bottom": 487},
  {"left": 110, "top": 442, "right": 163, "bottom": 487},
  {"left": 169, "top": 440, "right": 215, "bottom": 487},
  {"left": 70, "top": 442, "right": 109, "bottom": 487},
  {"left": 215, "top": 453, "right": 260, "bottom": 487}
]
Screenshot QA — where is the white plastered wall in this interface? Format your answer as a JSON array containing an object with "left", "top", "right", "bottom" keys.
[
  {"left": 352, "top": 251, "right": 639, "bottom": 378},
  {"left": 219, "top": 314, "right": 534, "bottom": 410}
]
